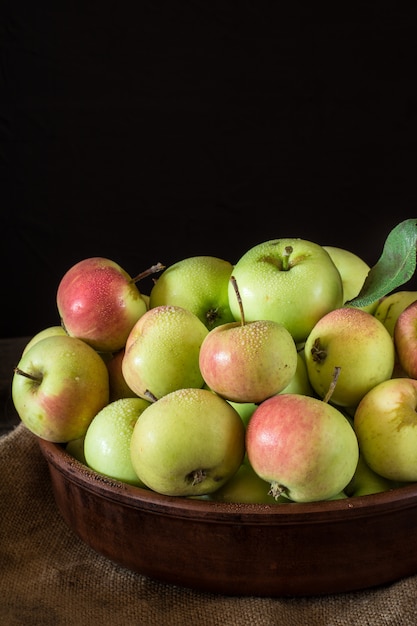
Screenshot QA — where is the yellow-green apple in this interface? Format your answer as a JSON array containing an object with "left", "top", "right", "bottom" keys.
[
  {"left": 304, "top": 307, "right": 395, "bottom": 408},
  {"left": 225, "top": 400, "right": 257, "bottom": 466},
  {"left": 141, "top": 293, "right": 150, "bottom": 309},
  {"left": 393, "top": 299, "right": 417, "bottom": 379},
  {"left": 279, "top": 350, "right": 315, "bottom": 396},
  {"left": 22, "top": 325, "right": 68, "bottom": 356},
  {"left": 228, "top": 238, "right": 344, "bottom": 344},
  {"left": 66, "top": 436, "right": 87, "bottom": 464},
  {"left": 353, "top": 377, "right": 417, "bottom": 482},
  {"left": 205, "top": 462, "right": 286, "bottom": 504},
  {"left": 149, "top": 255, "right": 235, "bottom": 330},
  {"left": 374, "top": 290, "right": 417, "bottom": 337},
  {"left": 326, "top": 491, "right": 349, "bottom": 500},
  {"left": 130, "top": 387, "right": 245, "bottom": 496},
  {"left": 106, "top": 348, "right": 138, "bottom": 401},
  {"left": 375, "top": 291, "right": 417, "bottom": 378},
  {"left": 227, "top": 400, "right": 258, "bottom": 429},
  {"left": 122, "top": 305, "right": 208, "bottom": 401},
  {"left": 198, "top": 317, "right": 298, "bottom": 404},
  {"left": 56, "top": 257, "right": 163, "bottom": 353},
  {"left": 12, "top": 334, "right": 110, "bottom": 442},
  {"left": 84, "top": 397, "right": 151, "bottom": 486},
  {"left": 322, "top": 245, "right": 378, "bottom": 313},
  {"left": 246, "top": 393, "right": 359, "bottom": 502},
  {"left": 344, "top": 453, "right": 402, "bottom": 497}
]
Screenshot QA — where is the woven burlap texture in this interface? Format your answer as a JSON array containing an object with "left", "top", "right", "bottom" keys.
[{"left": 1, "top": 423, "right": 416, "bottom": 626}]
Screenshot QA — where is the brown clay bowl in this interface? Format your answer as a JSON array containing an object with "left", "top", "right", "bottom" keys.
[{"left": 38, "top": 437, "right": 417, "bottom": 597}]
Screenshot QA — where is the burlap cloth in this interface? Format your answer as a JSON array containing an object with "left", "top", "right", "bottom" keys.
[{"left": 1, "top": 424, "right": 417, "bottom": 626}]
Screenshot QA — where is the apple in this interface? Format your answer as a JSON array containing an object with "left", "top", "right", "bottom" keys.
[
  {"left": 198, "top": 316, "right": 298, "bottom": 404},
  {"left": 374, "top": 290, "right": 417, "bottom": 337},
  {"left": 322, "top": 245, "right": 378, "bottom": 313},
  {"left": 326, "top": 491, "right": 349, "bottom": 500},
  {"left": 205, "top": 462, "right": 286, "bottom": 504},
  {"left": 228, "top": 238, "right": 344, "bottom": 344},
  {"left": 304, "top": 307, "right": 395, "bottom": 408},
  {"left": 141, "top": 293, "right": 150, "bottom": 309},
  {"left": 56, "top": 257, "right": 163, "bottom": 353},
  {"left": 84, "top": 397, "right": 151, "bottom": 486},
  {"left": 227, "top": 400, "right": 258, "bottom": 429},
  {"left": 376, "top": 291, "right": 417, "bottom": 378},
  {"left": 354, "top": 377, "right": 417, "bottom": 482},
  {"left": 122, "top": 305, "right": 209, "bottom": 401},
  {"left": 12, "top": 334, "right": 110, "bottom": 442},
  {"left": 344, "top": 453, "right": 402, "bottom": 498},
  {"left": 22, "top": 325, "right": 68, "bottom": 356},
  {"left": 66, "top": 436, "right": 87, "bottom": 464},
  {"left": 149, "top": 255, "right": 235, "bottom": 330},
  {"left": 199, "top": 277, "right": 298, "bottom": 404},
  {"left": 393, "top": 299, "right": 417, "bottom": 378},
  {"left": 246, "top": 393, "right": 359, "bottom": 502},
  {"left": 106, "top": 348, "right": 139, "bottom": 401},
  {"left": 279, "top": 350, "right": 315, "bottom": 396},
  {"left": 130, "top": 387, "right": 246, "bottom": 496}
]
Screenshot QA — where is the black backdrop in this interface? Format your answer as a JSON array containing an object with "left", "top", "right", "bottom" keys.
[{"left": 2, "top": 3, "right": 417, "bottom": 338}]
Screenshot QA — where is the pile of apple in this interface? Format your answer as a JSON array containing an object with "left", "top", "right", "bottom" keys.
[{"left": 11, "top": 220, "right": 417, "bottom": 504}]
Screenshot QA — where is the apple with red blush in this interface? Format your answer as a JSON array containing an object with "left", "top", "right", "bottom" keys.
[
  {"left": 394, "top": 299, "right": 417, "bottom": 378},
  {"left": 57, "top": 257, "right": 163, "bottom": 353},
  {"left": 12, "top": 334, "right": 110, "bottom": 442},
  {"left": 246, "top": 393, "right": 359, "bottom": 502},
  {"left": 198, "top": 276, "right": 298, "bottom": 404}
]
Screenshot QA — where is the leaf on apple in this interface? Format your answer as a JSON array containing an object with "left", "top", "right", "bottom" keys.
[{"left": 348, "top": 218, "right": 417, "bottom": 308}]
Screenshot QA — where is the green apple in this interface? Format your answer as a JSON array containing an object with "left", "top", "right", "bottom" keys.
[
  {"left": 246, "top": 393, "right": 359, "bottom": 503},
  {"left": 84, "top": 397, "right": 151, "bottom": 486},
  {"left": 66, "top": 436, "right": 87, "bottom": 464},
  {"left": 373, "top": 291, "right": 417, "bottom": 378},
  {"left": 12, "top": 334, "right": 110, "bottom": 442},
  {"left": 325, "top": 491, "right": 349, "bottom": 500},
  {"left": 227, "top": 400, "right": 258, "bottom": 429},
  {"left": 226, "top": 400, "right": 257, "bottom": 467},
  {"left": 141, "top": 293, "right": 150, "bottom": 309},
  {"left": 56, "top": 257, "right": 162, "bottom": 353},
  {"left": 279, "top": 350, "right": 315, "bottom": 396},
  {"left": 322, "top": 245, "right": 378, "bottom": 313},
  {"left": 122, "top": 305, "right": 208, "bottom": 401},
  {"left": 199, "top": 315, "right": 298, "bottom": 404},
  {"left": 229, "top": 238, "right": 344, "bottom": 344},
  {"left": 22, "top": 325, "right": 68, "bottom": 356},
  {"left": 304, "top": 307, "right": 395, "bottom": 408},
  {"left": 374, "top": 290, "right": 417, "bottom": 336},
  {"left": 206, "top": 462, "right": 286, "bottom": 504},
  {"left": 354, "top": 377, "right": 417, "bottom": 482},
  {"left": 344, "top": 453, "right": 402, "bottom": 497},
  {"left": 130, "top": 387, "right": 245, "bottom": 496},
  {"left": 149, "top": 255, "right": 235, "bottom": 330}
]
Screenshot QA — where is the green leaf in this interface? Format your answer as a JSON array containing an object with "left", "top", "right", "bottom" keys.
[{"left": 347, "top": 218, "right": 417, "bottom": 308}]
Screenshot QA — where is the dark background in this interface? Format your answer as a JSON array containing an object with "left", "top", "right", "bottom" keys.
[{"left": 1, "top": 2, "right": 417, "bottom": 338}]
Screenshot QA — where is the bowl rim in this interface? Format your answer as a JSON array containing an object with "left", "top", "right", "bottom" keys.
[{"left": 38, "top": 437, "right": 417, "bottom": 525}]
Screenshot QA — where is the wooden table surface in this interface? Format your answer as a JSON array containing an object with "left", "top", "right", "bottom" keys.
[{"left": 0, "top": 336, "right": 31, "bottom": 436}]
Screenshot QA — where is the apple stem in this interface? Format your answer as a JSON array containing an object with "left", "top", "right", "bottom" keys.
[
  {"left": 13, "top": 367, "right": 42, "bottom": 383},
  {"left": 230, "top": 275, "right": 246, "bottom": 326},
  {"left": 130, "top": 262, "right": 166, "bottom": 284},
  {"left": 281, "top": 246, "right": 293, "bottom": 271},
  {"left": 269, "top": 481, "right": 286, "bottom": 500},
  {"left": 323, "top": 366, "right": 341, "bottom": 403}
]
